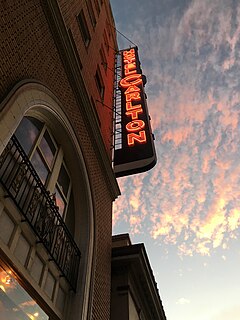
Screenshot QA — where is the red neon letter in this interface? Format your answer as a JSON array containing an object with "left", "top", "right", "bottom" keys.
[
  {"left": 119, "top": 74, "right": 142, "bottom": 88},
  {"left": 126, "top": 108, "right": 143, "bottom": 120},
  {"left": 124, "top": 62, "right": 136, "bottom": 70},
  {"left": 124, "top": 69, "right": 137, "bottom": 76},
  {"left": 123, "top": 51, "right": 136, "bottom": 63},
  {"left": 126, "top": 102, "right": 142, "bottom": 111},
  {"left": 123, "top": 49, "right": 135, "bottom": 56},
  {"left": 125, "top": 85, "right": 140, "bottom": 94},
  {"left": 127, "top": 131, "right": 147, "bottom": 146},
  {"left": 126, "top": 120, "right": 145, "bottom": 132},
  {"left": 126, "top": 92, "right": 141, "bottom": 102},
  {"left": 124, "top": 57, "right": 136, "bottom": 64}
]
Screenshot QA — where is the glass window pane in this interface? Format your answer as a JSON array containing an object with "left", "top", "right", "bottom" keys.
[
  {"left": 57, "top": 164, "right": 70, "bottom": 197},
  {"left": 94, "top": 0, "right": 100, "bottom": 15},
  {"left": 0, "top": 265, "right": 49, "bottom": 319},
  {"left": 31, "top": 150, "right": 49, "bottom": 184},
  {"left": 86, "top": 0, "right": 96, "bottom": 28},
  {"left": 77, "top": 10, "right": 91, "bottom": 47},
  {"left": 65, "top": 191, "right": 75, "bottom": 235},
  {"left": 95, "top": 66, "right": 105, "bottom": 99},
  {"left": 15, "top": 117, "right": 43, "bottom": 155},
  {"left": 55, "top": 187, "right": 66, "bottom": 217},
  {"left": 39, "top": 130, "right": 56, "bottom": 168}
]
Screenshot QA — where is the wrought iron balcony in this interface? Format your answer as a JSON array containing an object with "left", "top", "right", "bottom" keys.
[{"left": 0, "top": 135, "right": 81, "bottom": 291}]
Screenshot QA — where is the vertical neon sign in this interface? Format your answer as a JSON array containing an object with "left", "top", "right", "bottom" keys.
[
  {"left": 114, "top": 47, "right": 157, "bottom": 177},
  {"left": 119, "top": 49, "right": 147, "bottom": 147}
]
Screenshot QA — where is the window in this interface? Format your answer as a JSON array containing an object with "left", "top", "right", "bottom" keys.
[
  {"left": 103, "top": 29, "right": 109, "bottom": 52},
  {"left": 106, "top": 20, "right": 112, "bottom": 38},
  {"left": 100, "top": 45, "right": 107, "bottom": 71},
  {"left": 95, "top": 66, "right": 105, "bottom": 100},
  {"left": 15, "top": 116, "right": 74, "bottom": 222},
  {"left": 0, "top": 264, "right": 49, "bottom": 319},
  {"left": 77, "top": 10, "right": 91, "bottom": 47},
  {"left": 94, "top": 0, "right": 100, "bottom": 16},
  {"left": 55, "top": 163, "right": 71, "bottom": 217},
  {"left": 15, "top": 117, "right": 57, "bottom": 185},
  {"left": 86, "top": 0, "right": 96, "bottom": 28}
]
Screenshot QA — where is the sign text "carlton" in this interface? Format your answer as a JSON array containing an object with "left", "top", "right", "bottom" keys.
[{"left": 119, "top": 49, "right": 146, "bottom": 146}]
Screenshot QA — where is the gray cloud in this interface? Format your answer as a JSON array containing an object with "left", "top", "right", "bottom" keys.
[{"left": 112, "top": 0, "right": 240, "bottom": 256}]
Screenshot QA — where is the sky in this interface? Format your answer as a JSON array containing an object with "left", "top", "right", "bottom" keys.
[{"left": 110, "top": 0, "right": 240, "bottom": 319}]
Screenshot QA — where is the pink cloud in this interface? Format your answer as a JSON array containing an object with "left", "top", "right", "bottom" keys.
[
  {"left": 211, "top": 305, "right": 240, "bottom": 320},
  {"left": 113, "top": 0, "right": 240, "bottom": 258},
  {"left": 161, "top": 126, "right": 194, "bottom": 146}
]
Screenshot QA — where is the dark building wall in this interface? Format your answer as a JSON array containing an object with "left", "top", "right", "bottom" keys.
[
  {"left": 111, "top": 235, "right": 167, "bottom": 320},
  {"left": 110, "top": 269, "right": 129, "bottom": 320},
  {"left": 0, "top": 1, "right": 119, "bottom": 319}
]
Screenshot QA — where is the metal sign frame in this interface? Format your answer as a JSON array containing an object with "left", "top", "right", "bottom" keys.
[{"left": 113, "top": 47, "right": 157, "bottom": 177}]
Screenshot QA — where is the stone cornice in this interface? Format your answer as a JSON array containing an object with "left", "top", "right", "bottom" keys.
[{"left": 41, "top": 0, "right": 120, "bottom": 200}]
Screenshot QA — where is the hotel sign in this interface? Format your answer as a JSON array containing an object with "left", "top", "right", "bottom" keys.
[{"left": 114, "top": 47, "right": 157, "bottom": 177}]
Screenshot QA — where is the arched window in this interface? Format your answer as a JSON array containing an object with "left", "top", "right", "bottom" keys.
[
  {"left": 15, "top": 116, "right": 74, "bottom": 231},
  {"left": 0, "top": 82, "right": 96, "bottom": 319}
]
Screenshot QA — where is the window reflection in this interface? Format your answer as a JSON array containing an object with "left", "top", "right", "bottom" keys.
[
  {"left": 15, "top": 117, "right": 43, "bottom": 155},
  {"left": 0, "top": 265, "right": 48, "bottom": 319},
  {"left": 39, "top": 130, "right": 56, "bottom": 168},
  {"left": 31, "top": 151, "right": 49, "bottom": 184},
  {"left": 55, "top": 187, "right": 66, "bottom": 217},
  {"left": 57, "top": 164, "right": 70, "bottom": 197},
  {"left": 14, "top": 116, "right": 73, "bottom": 227},
  {"left": 55, "top": 163, "right": 70, "bottom": 218}
]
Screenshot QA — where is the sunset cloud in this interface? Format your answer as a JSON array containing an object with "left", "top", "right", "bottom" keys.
[
  {"left": 113, "top": 0, "right": 240, "bottom": 258},
  {"left": 176, "top": 298, "right": 190, "bottom": 305},
  {"left": 211, "top": 306, "right": 240, "bottom": 320}
]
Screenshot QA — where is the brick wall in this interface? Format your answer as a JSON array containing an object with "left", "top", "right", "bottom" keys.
[
  {"left": 58, "top": 0, "right": 117, "bottom": 155},
  {"left": 0, "top": 0, "right": 118, "bottom": 319}
]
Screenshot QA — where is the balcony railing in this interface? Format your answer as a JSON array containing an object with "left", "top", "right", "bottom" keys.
[{"left": 0, "top": 135, "right": 81, "bottom": 291}]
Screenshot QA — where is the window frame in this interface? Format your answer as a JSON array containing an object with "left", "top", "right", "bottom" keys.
[
  {"left": 54, "top": 160, "right": 72, "bottom": 219},
  {"left": 93, "top": 0, "right": 100, "bottom": 16},
  {"left": 103, "top": 29, "right": 109, "bottom": 52},
  {"left": 15, "top": 116, "right": 73, "bottom": 222},
  {"left": 86, "top": 0, "right": 97, "bottom": 28},
  {"left": 100, "top": 45, "right": 107, "bottom": 72},
  {"left": 95, "top": 66, "right": 105, "bottom": 100},
  {"left": 77, "top": 9, "right": 91, "bottom": 47}
]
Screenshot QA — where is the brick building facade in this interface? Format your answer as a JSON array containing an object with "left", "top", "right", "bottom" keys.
[{"left": 0, "top": 1, "right": 119, "bottom": 319}]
